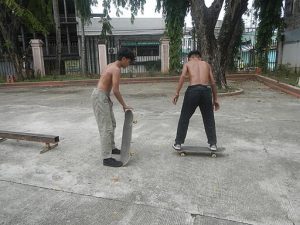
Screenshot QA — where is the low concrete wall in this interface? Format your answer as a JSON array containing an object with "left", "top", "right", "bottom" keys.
[
  {"left": 256, "top": 75, "right": 300, "bottom": 98},
  {"left": 227, "top": 73, "right": 300, "bottom": 98},
  {"left": 0, "top": 77, "right": 180, "bottom": 88},
  {"left": 226, "top": 73, "right": 257, "bottom": 81},
  {"left": 1, "top": 73, "right": 299, "bottom": 98}
]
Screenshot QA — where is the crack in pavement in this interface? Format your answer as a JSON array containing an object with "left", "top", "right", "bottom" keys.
[{"left": 0, "top": 179, "right": 254, "bottom": 225}]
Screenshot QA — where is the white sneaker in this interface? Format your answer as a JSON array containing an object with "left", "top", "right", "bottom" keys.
[
  {"left": 209, "top": 144, "right": 217, "bottom": 151},
  {"left": 172, "top": 143, "right": 181, "bottom": 151}
]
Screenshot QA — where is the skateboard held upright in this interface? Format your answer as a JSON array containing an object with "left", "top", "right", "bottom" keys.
[{"left": 120, "top": 109, "right": 134, "bottom": 166}]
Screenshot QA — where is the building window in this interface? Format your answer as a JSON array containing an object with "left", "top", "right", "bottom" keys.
[
  {"left": 137, "top": 46, "right": 159, "bottom": 56},
  {"left": 121, "top": 41, "right": 160, "bottom": 56}
]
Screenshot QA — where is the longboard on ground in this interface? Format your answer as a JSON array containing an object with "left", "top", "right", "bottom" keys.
[{"left": 175, "top": 146, "right": 226, "bottom": 158}]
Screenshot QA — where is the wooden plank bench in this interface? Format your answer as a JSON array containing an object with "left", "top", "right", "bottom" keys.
[{"left": 0, "top": 130, "right": 59, "bottom": 153}]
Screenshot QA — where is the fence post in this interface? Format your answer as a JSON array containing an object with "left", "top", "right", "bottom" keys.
[
  {"left": 277, "top": 39, "right": 283, "bottom": 66},
  {"left": 160, "top": 36, "right": 170, "bottom": 74},
  {"left": 30, "top": 39, "right": 45, "bottom": 77},
  {"left": 98, "top": 40, "right": 107, "bottom": 75}
]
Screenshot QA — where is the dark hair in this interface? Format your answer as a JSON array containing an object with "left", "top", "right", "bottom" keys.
[
  {"left": 117, "top": 48, "right": 135, "bottom": 62},
  {"left": 188, "top": 50, "right": 201, "bottom": 59}
]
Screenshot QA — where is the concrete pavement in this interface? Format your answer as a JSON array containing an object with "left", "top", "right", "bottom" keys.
[{"left": 0, "top": 80, "right": 299, "bottom": 225}]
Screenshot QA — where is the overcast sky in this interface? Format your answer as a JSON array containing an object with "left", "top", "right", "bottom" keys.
[{"left": 92, "top": 0, "right": 254, "bottom": 27}]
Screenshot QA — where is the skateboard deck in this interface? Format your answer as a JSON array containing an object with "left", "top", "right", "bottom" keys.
[
  {"left": 120, "top": 110, "right": 134, "bottom": 166},
  {"left": 176, "top": 146, "right": 225, "bottom": 158}
]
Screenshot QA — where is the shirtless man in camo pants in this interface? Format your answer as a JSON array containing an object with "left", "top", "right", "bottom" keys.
[{"left": 91, "top": 48, "right": 135, "bottom": 167}]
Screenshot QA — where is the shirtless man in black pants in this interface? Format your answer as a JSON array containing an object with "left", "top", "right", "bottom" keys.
[{"left": 172, "top": 50, "right": 220, "bottom": 151}]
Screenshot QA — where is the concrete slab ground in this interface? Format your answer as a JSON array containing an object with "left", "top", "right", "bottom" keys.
[{"left": 0, "top": 80, "right": 299, "bottom": 225}]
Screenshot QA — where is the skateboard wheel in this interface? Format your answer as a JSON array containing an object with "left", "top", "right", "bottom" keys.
[
  {"left": 211, "top": 153, "right": 217, "bottom": 158},
  {"left": 180, "top": 152, "right": 186, "bottom": 157}
]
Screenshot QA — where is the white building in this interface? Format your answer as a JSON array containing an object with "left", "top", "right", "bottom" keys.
[
  {"left": 278, "top": 0, "right": 300, "bottom": 72},
  {"left": 76, "top": 17, "right": 166, "bottom": 74}
]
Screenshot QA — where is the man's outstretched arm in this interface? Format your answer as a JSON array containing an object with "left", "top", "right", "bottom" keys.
[
  {"left": 209, "top": 66, "right": 220, "bottom": 111},
  {"left": 112, "top": 69, "right": 132, "bottom": 111},
  {"left": 173, "top": 64, "right": 188, "bottom": 105}
]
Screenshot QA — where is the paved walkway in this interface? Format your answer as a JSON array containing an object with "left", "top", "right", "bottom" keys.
[{"left": 0, "top": 80, "right": 299, "bottom": 225}]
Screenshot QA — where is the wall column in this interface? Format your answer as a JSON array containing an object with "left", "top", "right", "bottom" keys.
[
  {"left": 160, "top": 37, "right": 170, "bottom": 74},
  {"left": 277, "top": 39, "right": 283, "bottom": 65},
  {"left": 98, "top": 40, "right": 107, "bottom": 74},
  {"left": 30, "top": 39, "right": 45, "bottom": 77}
]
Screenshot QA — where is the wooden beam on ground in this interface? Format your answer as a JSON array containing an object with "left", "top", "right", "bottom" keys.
[{"left": 0, "top": 130, "right": 59, "bottom": 153}]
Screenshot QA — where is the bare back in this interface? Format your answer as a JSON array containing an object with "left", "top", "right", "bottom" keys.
[
  {"left": 97, "top": 62, "right": 121, "bottom": 93},
  {"left": 184, "top": 59, "right": 215, "bottom": 86},
  {"left": 173, "top": 54, "right": 219, "bottom": 110}
]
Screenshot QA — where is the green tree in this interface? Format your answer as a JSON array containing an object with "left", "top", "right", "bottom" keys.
[
  {"left": 102, "top": 0, "right": 249, "bottom": 87},
  {"left": 75, "top": 0, "right": 97, "bottom": 75},
  {"left": 51, "top": 0, "right": 62, "bottom": 75},
  {"left": 156, "top": 0, "right": 189, "bottom": 73},
  {"left": 253, "top": 0, "right": 284, "bottom": 72},
  {"left": 100, "top": 0, "right": 113, "bottom": 38},
  {"left": 27, "top": 0, "right": 53, "bottom": 35},
  {"left": 0, "top": 0, "right": 47, "bottom": 79},
  {"left": 191, "top": 0, "right": 248, "bottom": 87}
]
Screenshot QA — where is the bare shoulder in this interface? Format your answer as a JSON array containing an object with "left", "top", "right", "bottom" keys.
[
  {"left": 200, "top": 60, "right": 210, "bottom": 67},
  {"left": 108, "top": 63, "right": 121, "bottom": 74}
]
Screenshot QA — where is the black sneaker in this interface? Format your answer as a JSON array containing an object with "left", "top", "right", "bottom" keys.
[
  {"left": 103, "top": 158, "right": 123, "bottom": 167},
  {"left": 112, "top": 148, "right": 121, "bottom": 154}
]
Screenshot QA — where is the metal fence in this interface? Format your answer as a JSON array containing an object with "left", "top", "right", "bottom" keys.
[
  {"left": 0, "top": 54, "right": 15, "bottom": 78},
  {"left": 44, "top": 58, "right": 81, "bottom": 75},
  {"left": 0, "top": 34, "right": 280, "bottom": 78},
  {"left": 237, "top": 39, "right": 278, "bottom": 71},
  {"left": 237, "top": 49, "right": 277, "bottom": 71},
  {"left": 182, "top": 35, "right": 278, "bottom": 72},
  {"left": 44, "top": 42, "right": 79, "bottom": 56},
  {"left": 121, "top": 56, "right": 161, "bottom": 74}
]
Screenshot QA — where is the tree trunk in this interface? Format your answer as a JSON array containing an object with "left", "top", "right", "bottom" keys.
[
  {"left": 11, "top": 52, "right": 23, "bottom": 79},
  {"left": 63, "top": 0, "right": 71, "bottom": 54},
  {"left": 81, "top": 18, "right": 86, "bottom": 75},
  {"left": 52, "top": 0, "right": 62, "bottom": 75},
  {"left": 21, "top": 26, "right": 26, "bottom": 52},
  {"left": 190, "top": 0, "right": 224, "bottom": 86},
  {"left": 217, "top": 1, "right": 248, "bottom": 86},
  {"left": 190, "top": 0, "right": 248, "bottom": 88}
]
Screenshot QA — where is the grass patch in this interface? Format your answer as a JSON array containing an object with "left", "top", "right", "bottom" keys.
[
  {"left": 264, "top": 65, "right": 299, "bottom": 86},
  {"left": 0, "top": 77, "right": 5, "bottom": 83},
  {"left": 24, "top": 74, "right": 99, "bottom": 82}
]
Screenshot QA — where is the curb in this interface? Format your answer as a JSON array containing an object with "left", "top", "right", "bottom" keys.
[
  {"left": 0, "top": 79, "right": 97, "bottom": 88},
  {"left": 218, "top": 88, "right": 244, "bottom": 97},
  {"left": 226, "top": 73, "right": 300, "bottom": 98},
  {"left": 255, "top": 75, "right": 300, "bottom": 98},
  {"left": 0, "top": 77, "right": 179, "bottom": 88},
  {"left": 1, "top": 74, "right": 299, "bottom": 98},
  {"left": 226, "top": 73, "right": 256, "bottom": 81}
]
